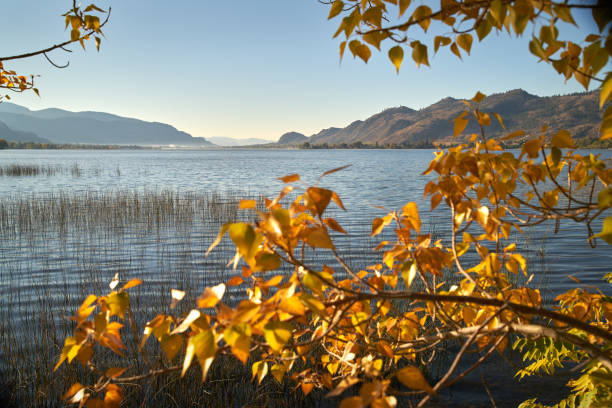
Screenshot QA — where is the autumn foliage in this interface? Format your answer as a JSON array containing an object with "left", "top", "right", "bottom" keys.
[{"left": 2, "top": 0, "right": 612, "bottom": 407}]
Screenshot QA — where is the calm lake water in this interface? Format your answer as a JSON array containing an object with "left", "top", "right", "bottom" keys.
[{"left": 0, "top": 148, "right": 610, "bottom": 407}]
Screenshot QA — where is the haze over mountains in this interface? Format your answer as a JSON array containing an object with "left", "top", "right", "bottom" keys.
[
  {"left": 0, "top": 90, "right": 602, "bottom": 147},
  {"left": 283, "top": 89, "right": 601, "bottom": 146},
  {"left": 207, "top": 137, "right": 271, "bottom": 146},
  {"left": 0, "top": 103, "right": 212, "bottom": 146}
]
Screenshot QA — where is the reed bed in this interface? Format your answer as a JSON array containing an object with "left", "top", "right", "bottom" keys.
[
  {"left": 0, "top": 163, "right": 83, "bottom": 177},
  {"left": 0, "top": 189, "right": 358, "bottom": 407}
]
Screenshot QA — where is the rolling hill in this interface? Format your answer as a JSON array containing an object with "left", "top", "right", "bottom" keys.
[{"left": 0, "top": 103, "right": 213, "bottom": 146}]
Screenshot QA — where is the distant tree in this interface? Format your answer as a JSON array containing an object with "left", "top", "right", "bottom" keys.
[{"left": 0, "top": 138, "right": 8, "bottom": 149}]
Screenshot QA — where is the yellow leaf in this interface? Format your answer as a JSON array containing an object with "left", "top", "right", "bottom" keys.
[
  {"left": 411, "top": 41, "right": 429, "bottom": 67},
  {"left": 227, "top": 276, "right": 244, "bottom": 286},
  {"left": 271, "top": 363, "right": 286, "bottom": 383},
  {"left": 472, "top": 91, "right": 486, "bottom": 103},
  {"left": 172, "top": 309, "right": 202, "bottom": 334},
  {"left": 434, "top": 36, "right": 451, "bottom": 53},
  {"left": 306, "top": 227, "right": 335, "bottom": 249},
  {"left": 205, "top": 223, "right": 230, "bottom": 256},
  {"left": 279, "top": 296, "right": 306, "bottom": 316},
  {"left": 278, "top": 173, "right": 300, "bottom": 183},
  {"left": 197, "top": 283, "right": 226, "bottom": 308},
  {"left": 264, "top": 321, "right": 292, "bottom": 351},
  {"left": 63, "top": 383, "right": 85, "bottom": 401},
  {"left": 402, "top": 202, "right": 421, "bottom": 232},
  {"left": 224, "top": 323, "right": 251, "bottom": 363},
  {"left": 453, "top": 113, "right": 469, "bottom": 138},
  {"left": 324, "top": 217, "right": 346, "bottom": 234},
  {"left": 399, "top": 0, "right": 411, "bottom": 17},
  {"left": 601, "top": 77, "right": 612, "bottom": 108},
  {"left": 161, "top": 333, "right": 183, "bottom": 361},
  {"left": 340, "top": 396, "right": 364, "bottom": 408},
  {"left": 121, "top": 278, "right": 142, "bottom": 291},
  {"left": 551, "top": 130, "right": 575, "bottom": 148},
  {"left": 105, "top": 367, "right": 127, "bottom": 379},
  {"left": 456, "top": 34, "right": 473, "bottom": 55},
  {"left": 412, "top": 5, "right": 432, "bottom": 32},
  {"left": 503, "top": 130, "right": 525, "bottom": 140},
  {"left": 328, "top": 0, "right": 344, "bottom": 19},
  {"left": 396, "top": 366, "right": 435, "bottom": 394},
  {"left": 450, "top": 42, "right": 462, "bottom": 59},
  {"left": 401, "top": 262, "right": 417, "bottom": 289},
  {"left": 252, "top": 361, "right": 268, "bottom": 384},
  {"left": 77, "top": 294, "right": 97, "bottom": 322},
  {"left": 106, "top": 291, "right": 129, "bottom": 319},
  {"left": 388, "top": 46, "right": 404, "bottom": 74},
  {"left": 522, "top": 138, "right": 543, "bottom": 159},
  {"left": 104, "top": 384, "right": 123, "bottom": 408},
  {"left": 228, "top": 223, "right": 259, "bottom": 259},
  {"left": 305, "top": 187, "right": 332, "bottom": 217},
  {"left": 590, "top": 216, "right": 612, "bottom": 245},
  {"left": 239, "top": 199, "right": 257, "bottom": 209},
  {"left": 183, "top": 330, "right": 217, "bottom": 381}
]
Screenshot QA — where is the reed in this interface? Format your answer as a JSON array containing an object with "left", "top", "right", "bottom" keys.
[{"left": 0, "top": 163, "right": 83, "bottom": 177}]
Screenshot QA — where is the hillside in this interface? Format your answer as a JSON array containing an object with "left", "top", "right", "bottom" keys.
[
  {"left": 300, "top": 90, "right": 601, "bottom": 146},
  {"left": 0, "top": 103, "right": 213, "bottom": 146},
  {"left": 278, "top": 132, "right": 308, "bottom": 144},
  {"left": 0, "top": 120, "right": 51, "bottom": 144}
]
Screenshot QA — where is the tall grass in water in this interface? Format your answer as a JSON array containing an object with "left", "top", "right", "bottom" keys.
[{"left": 0, "top": 163, "right": 83, "bottom": 177}]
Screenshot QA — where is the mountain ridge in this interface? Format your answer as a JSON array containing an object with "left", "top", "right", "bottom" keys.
[
  {"left": 285, "top": 89, "right": 601, "bottom": 146},
  {"left": 0, "top": 103, "right": 213, "bottom": 146}
]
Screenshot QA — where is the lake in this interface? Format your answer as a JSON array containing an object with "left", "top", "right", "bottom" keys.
[{"left": 0, "top": 148, "right": 610, "bottom": 407}]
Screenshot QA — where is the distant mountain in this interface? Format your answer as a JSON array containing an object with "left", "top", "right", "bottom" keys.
[
  {"left": 278, "top": 132, "right": 308, "bottom": 145},
  {"left": 299, "top": 90, "right": 601, "bottom": 146},
  {"left": 0, "top": 103, "right": 213, "bottom": 146},
  {"left": 0, "top": 120, "right": 50, "bottom": 144},
  {"left": 207, "top": 137, "right": 272, "bottom": 146}
]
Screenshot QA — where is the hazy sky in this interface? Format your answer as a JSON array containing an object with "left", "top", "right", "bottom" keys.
[{"left": 1, "top": 1, "right": 597, "bottom": 140}]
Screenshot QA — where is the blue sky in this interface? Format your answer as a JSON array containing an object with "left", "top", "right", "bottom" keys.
[{"left": 1, "top": 1, "right": 596, "bottom": 140}]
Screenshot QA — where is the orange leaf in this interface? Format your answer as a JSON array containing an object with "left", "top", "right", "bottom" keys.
[{"left": 278, "top": 174, "right": 300, "bottom": 183}]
